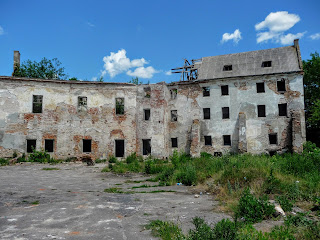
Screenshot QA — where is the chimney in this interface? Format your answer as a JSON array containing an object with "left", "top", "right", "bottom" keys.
[
  {"left": 293, "top": 39, "right": 303, "bottom": 70},
  {"left": 13, "top": 51, "right": 20, "bottom": 76}
]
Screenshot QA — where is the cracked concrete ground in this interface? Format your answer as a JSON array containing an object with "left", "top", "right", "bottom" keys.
[{"left": 0, "top": 163, "right": 230, "bottom": 240}]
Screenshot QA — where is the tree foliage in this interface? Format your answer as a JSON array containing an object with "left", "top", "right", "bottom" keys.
[
  {"left": 303, "top": 52, "right": 320, "bottom": 129},
  {"left": 129, "top": 77, "right": 142, "bottom": 85},
  {"left": 13, "top": 57, "right": 68, "bottom": 80}
]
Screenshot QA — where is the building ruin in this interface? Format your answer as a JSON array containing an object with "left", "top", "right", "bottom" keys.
[{"left": 0, "top": 40, "right": 306, "bottom": 159}]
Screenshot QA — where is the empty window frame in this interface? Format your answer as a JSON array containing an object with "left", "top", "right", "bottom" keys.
[
  {"left": 115, "top": 98, "right": 125, "bottom": 115},
  {"left": 221, "top": 85, "right": 229, "bottom": 95},
  {"left": 277, "top": 79, "right": 286, "bottom": 92},
  {"left": 83, "top": 139, "right": 92, "bottom": 153},
  {"left": 144, "top": 87, "right": 151, "bottom": 98},
  {"left": 27, "top": 139, "right": 36, "bottom": 153},
  {"left": 222, "top": 107, "right": 230, "bottom": 119},
  {"left": 144, "top": 109, "right": 151, "bottom": 121},
  {"left": 223, "top": 65, "right": 232, "bottom": 71},
  {"left": 204, "top": 136, "right": 212, "bottom": 146},
  {"left": 142, "top": 139, "right": 151, "bottom": 155},
  {"left": 32, "top": 95, "right": 43, "bottom": 113},
  {"left": 78, "top": 96, "right": 87, "bottom": 111},
  {"left": 203, "top": 87, "right": 210, "bottom": 97},
  {"left": 257, "top": 105, "right": 266, "bottom": 117},
  {"left": 115, "top": 140, "right": 124, "bottom": 157},
  {"left": 262, "top": 61, "right": 272, "bottom": 68},
  {"left": 170, "top": 89, "right": 177, "bottom": 99},
  {"left": 223, "top": 135, "right": 231, "bottom": 146},
  {"left": 278, "top": 103, "right": 287, "bottom": 116},
  {"left": 45, "top": 139, "right": 54, "bottom": 152},
  {"left": 171, "top": 110, "right": 177, "bottom": 122},
  {"left": 269, "top": 133, "right": 278, "bottom": 145},
  {"left": 203, "top": 108, "right": 210, "bottom": 120},
  {"left": 256, "top": 82, "right": 265, "bottom": 93},
  {"left": 171, "top": 138, "right": 178, "bottom": 148}
]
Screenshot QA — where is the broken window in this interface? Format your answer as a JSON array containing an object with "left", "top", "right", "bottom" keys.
[
  {"left": 203, "top": 87, "right": 210, "bottom": 97},
  {"left": 83, "top": 139, "right": 92, "bottom": 153},
  {"left": 32, "top": 95, "right": 43, "bottom": 113},
  {"left": 223, "top": 65, "right": 232, "bottom": 71},
  {"left": 27, "top": 139, "right": 36, "bottom": 153},
  {"left": 203, "top": 108, "right": 210, "bottom": 120},
  {"left": 214, "top": 152, "right": 222, "bottom": 157},
  {"left": 171, "top": 110, "right": 177, "bottom": 122},
  {"left": 277, "top": 79, "right": 286, "bottom": 92},
  {"left": 78, "top": 96, "right": 87, "bottom": 111},
  {"left": 278, "top": 103, "right": 287, "bottom": 117},
  {"left": 223, "top": 135, "right": 231, "bottom": 146},
  {"left": 142, "top": 139, "right": 151, "bottom": 155},
  {"left": 222, "top": 107, "right": 230, "bottom": 119},
  {"left": 144, "top": 87, "right": 151, "bottom": 98},
  {"left": 258, "top": 105, "right": 266, "bottom": 117},
  {"left": 269, "top": 134, "right": 277, "bottom": 145},
  {"left": 115, "top": 140, "right": 124, "bottom": 157},
  {"left": 256, "top": 82, "right": 265, "bottom": 93},
  {"left": 45, "top": 139, "right": 54, "bottom": 152},
  {"left": 170, "top": 89, "right": 177, "bottom": 99},
  {"left": 262, "top": 61, "right": 272, "bottom": 68},
  {"left": 144, "top": 109, "right": 150, "bottom": 121},
  {"left": 204, "top": 136, "right": 212, "bottom": 146},
  {"left": 115, "top": 98, "right": 125, "bottom": 115},
  {"left": 221, "top": 85, "right": 229, "bottom": 95},
  {"left": 171, "top": 138, "right": 178, "bottom": 148}
]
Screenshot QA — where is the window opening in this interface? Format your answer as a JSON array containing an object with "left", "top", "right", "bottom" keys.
[
  {"left": 262, "top": 61, "right": 272, "bottom": 68},
  {"left": 142, "top": 139, "right": 151, "bottom": 155},
  {"left": 269, "top": 134, "right": 277, "bottom": 145},
  {"left": 78, "top": 96, "right": 87, "bottom": 111},
  {"left": 223, "top": 135, "right": 231, "bottom": 146},
  {"left": 223, "top": 65, "right": 232, "bottom": 71},
  {"left": 203, "top": 87, "right": 210, "bottom": 97},
  {"left": 171, "top": 110, "right": 177, "bottom": 121},
  {"left": 144, "top": 109, "right": 150, "bottom": 121},
  {"left": 115, "top": 140, "right": 124, "bottom": 157},
  {"left": 45, "top": 139, "right": 54, "bottom": 152},
  {"left": 116, "top": 98, "right": 125, "bottom": 115},
  {"left": 32, "top": 95, "right": 43, "bottom": 113},
  {"left": 83, "top": 139, "right": 92, "bottom": 152},
  {"left": 222, "top": 107, "right": 230, "bottom": 119},
  {"left": 221, "top": 85, "right": 229, "bottom": 95},
  {"left": 278, "top": 103, "right": 287, "bottom": 116},
  {"left": 258, "top": 105, "right": 266, "bottom": 117},
  {"left": 256, "top": 82, "right": 265, "bottom": 93},
  {"left": 203, "top": 108, "right": 210, "bottom": 119},
  {"left": 204, "top": 136, "right": 212, "bottom": 146},
  {"left": 171, "top": 138, "right": 178, "bottom": 148},
  {"left": 277, "top": 79, "right": 286, "bottom": 92},
  {"left": 170, "top": 89, "right": 177, "bottom": 99},
  {"left": 27, "top": 139, "right": 36, "bottom": 153}
]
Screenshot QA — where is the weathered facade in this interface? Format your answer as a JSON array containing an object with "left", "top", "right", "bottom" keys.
[{"left": 0, "top": 40, "right": 306, "bottom": 159}]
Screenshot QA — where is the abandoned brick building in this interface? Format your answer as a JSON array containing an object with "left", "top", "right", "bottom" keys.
[{"left": 0, "top": 39, "right": 306, "bottom": 160}]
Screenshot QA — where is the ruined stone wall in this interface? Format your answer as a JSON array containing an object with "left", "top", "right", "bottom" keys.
[{"left": 0, "top": 79, "right": 138, "bottom": 159}]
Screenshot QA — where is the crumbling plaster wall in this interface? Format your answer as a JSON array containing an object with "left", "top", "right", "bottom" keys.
[{"left": 0, "top": 79, "right": 137, "bottom": 159}]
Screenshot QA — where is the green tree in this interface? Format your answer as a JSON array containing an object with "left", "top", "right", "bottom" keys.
[
  {"left": 69, "top": 77, "right": 78, "bottom": 81},
  {"left": 129, "top": 77, "right": 142, "bottom": 85},
  {"left": 13, "top": 57, "right": 68, "bottom": 80},
  {"left": 303, "top": 52, "right": 320, "bottom": 129}
]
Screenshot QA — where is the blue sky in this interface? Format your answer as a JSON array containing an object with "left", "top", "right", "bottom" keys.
[{"left": 0, "top": 0, "right": 319, "bottom": 83}]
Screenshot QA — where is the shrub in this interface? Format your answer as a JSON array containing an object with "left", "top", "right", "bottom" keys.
[
  {"left": 235, "top": 188, "right": 275, "bottom": 224},
  {"left": 285, "top": 212, "right": 313, "bottom": 227},
  {"left": 95, "top": 159, "right": 107, "bottom": 163},
  {"left": 126, "top": 152, "right": 138, "bottom": 164},
  {"left": 146, "top": 220, "right": 185, "bottom": 240},
  {"left": 188, "top": 217, "right": 214, "bottom": 240},
  {"left": 176, "top": 163, "right": 197, "bottom": 186},
  {"left": 108, "top": 155, "right": 117, "bottom": 163},
  {"left": 263, "top": 168, "right": 282, "bottom": 194},
  {"left": 213, "top": 219, "right": 237, "bottom": 240},
  {"left": 0, "top": 158, "right": 9, "bottom": 166},
  {"left": 28, "top": 149, "right": 50, "bottom": 163},
  {"left": 276, "top": 195, "right": 294, "bottom": 212}
]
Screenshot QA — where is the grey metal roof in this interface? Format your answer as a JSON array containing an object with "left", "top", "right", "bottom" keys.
[{"left": 197, "top": 45, "right": 301, "bottom": 80}]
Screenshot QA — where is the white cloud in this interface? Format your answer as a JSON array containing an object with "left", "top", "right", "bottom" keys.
[
  {"left": 255, "top": 11, "right": 305, "bottom": 45},
  {"left": 127, "top": 66, "right": 158, "bottom": 79},
  {"left": 221, "top": 29, "right": 242, "bottom": 44},
  {"left": 0, "top": 26, "right": 4, "bottom": 35},
  {"left": 101, "top": 49, "right": 158, "bottom": 79},
  {"left": 87, "top": 22, "right": 95, "bottom": 28},
  {"left": 280, "top": 32, "right": 306, "bottom": 45},
  {"left": 165, "top": 70, "right": 172, "bottom": 76},
  {"left": 309, "top": 33, "right": 320, "bottom": 40},
  {"left": 91, "top": 77, "right": 97, "bottom": 81}
]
